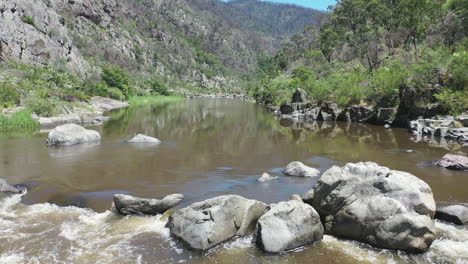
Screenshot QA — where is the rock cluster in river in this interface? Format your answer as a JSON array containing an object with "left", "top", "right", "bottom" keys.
[
  {"left": 47, "top": 124, "right": 101, "bottom": 146},
  {"left": 410, "top": 117, "right": 468, "bottom": 145},
  {"left": 253, "top": 200, "right": 323, "bottom": 253},
  {"left": 114, "top": 194, "right": 184, "bottom": 216},
  {"left": 307, "top": 162, "right": 436, "bottom": 253},
  {"left": 167, "top": 195, "right": 266, "bottom": 250}
]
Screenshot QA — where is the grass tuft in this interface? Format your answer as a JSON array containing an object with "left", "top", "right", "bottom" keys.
[{"left": 0, "top": 110, "right": 40, "bottom": 130}]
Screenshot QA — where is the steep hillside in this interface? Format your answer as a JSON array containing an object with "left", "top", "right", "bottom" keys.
[{"left": 0, "top": 0, "right": 323, "bottom": 94}]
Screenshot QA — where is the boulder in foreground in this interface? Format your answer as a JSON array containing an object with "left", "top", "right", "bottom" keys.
[
  {"left": 127, "top": 134, "right": 161, "bottom": 144},
  {"left": 47, "top": 124, "right": 101, "bottom": 146},
  {"left": 0, "top": 178, "right": 25, "bottom": 199},
  {"left": 167, "top": 195, "right": 266, "bottom": 250},
  {"left": 435, "top": 204, "right": 468, "bottom": 225},
  {"left": 253, "top": 200, "right": 323, "bottom": 253},
  {"left": 435, "top": 154, "right": 468, "bottom": 171},
  {"left": 284, "top": 161, "right": 320, "bottom": 177},
  {"left": 308, "top": 162, "right": 436, "bottom": 253},
  {"left": 114, "top": 193, "right": 184, "bottom": 216}
]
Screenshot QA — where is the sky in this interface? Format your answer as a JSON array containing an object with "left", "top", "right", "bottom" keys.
[{"left": 222, "top": 0, "right": 336, "bottom": 10}]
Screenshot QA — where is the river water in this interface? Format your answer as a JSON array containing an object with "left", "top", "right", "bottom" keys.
[{"left": 0, "top": 99, "right": 467, "bottom": 263}]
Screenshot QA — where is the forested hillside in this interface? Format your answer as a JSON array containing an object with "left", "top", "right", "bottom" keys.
[
  {"left": 0, "top": 0, "right": 322, "bottom": 118},
  {"left": 253, "top": 0, "right": 467, "bottom": 121}
]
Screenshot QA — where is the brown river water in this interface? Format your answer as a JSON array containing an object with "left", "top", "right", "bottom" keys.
[{"left": 0, "top": 99, "right": 467, "bottom": 263}]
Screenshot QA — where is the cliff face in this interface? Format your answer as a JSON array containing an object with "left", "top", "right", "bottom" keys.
[{"left": 0, "top": 0, "right": 321, "bottom": 91}]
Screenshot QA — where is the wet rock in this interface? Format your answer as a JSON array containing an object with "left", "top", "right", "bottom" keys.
[
  {"left": 435, "top": 154, "right": 468, "bottom": 171},
  {"left": 304, "top": 107, "right": 321, "bottom": 121},
  {"left": 435, "top": 204, "right": 468, "bottom": 225},
  {"left": 374, "top": 108, "right": 396, "bottom": 125},
  {"left": 114, "top": 193, "right": 184, "bottom": 216},
  {"left": 410, "top": 117, "right": 468, "bottom": 144},
  {"left": 308, "top": 162, "right": 436, "bottom": 253},
  {"left": 456, "top": 115, "right": 468, "bottom": 127},
  {"left": 47, "top": 124, "right": 101, "bottom": 146},
  {"left": 284, "top": 161, "right": 320, "bottom": 177},
  {"left": 292, "top": 88, "right": 308, "bottom": 103},
  {"left": 167, "top": 195, "right": 266, "bottom": 250},
  {"left": 253, "top": 200, "right": 323, "bottom": 253},
  {"left": 301, "top": 189, "right": 314, "bottom": 204},
  {"left": 127, "top": 134, "right": 161, "bottom": 144},
  {"left": 280, "top": 104, "right": 295, "bottom": 115},
  {"left": 338, "top": 106, "right": 374, "bottom": 123},
  {"left": 257, "top": 173, "right": 279, "bottom": 182},
  {"left": 0, "top": 178, "right": 24, "bottom": 197},
  {"left": 317, "top": 102, "right": 340, "bottom": 121}
]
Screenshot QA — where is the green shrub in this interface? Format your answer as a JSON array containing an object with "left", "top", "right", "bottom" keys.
[
  {"left": 253, "top": 76, "right": 294, "bottom": 105},
  {"left": 101, "top": 66, "right": 133, "bottom": 99},
  {"left": 435, "top": 89, "right": 468, "bottom": 115},
  {"left": 0, "top": 79, "right": 21, "bottom": 108},
  {"left": 449, "top": 50, "right": 468, "bottom": 91},
  {"left": 108, "top": 87, "right": 125, "bottom": 101},
  {"left": 24, "top": 94, "right": 61, "bottom": 117},
  {"left": 0, "top": 110, "right": 39, "bottom": 129},
  {"left": 369, "top": 59, "right": 410, "bottom": 107},
  {"left": 148, "top": 78, "right": 170, "bottom": 95}
]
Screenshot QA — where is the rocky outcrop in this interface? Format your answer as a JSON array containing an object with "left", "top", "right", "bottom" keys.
[
  {"left": 47, "top": 124, "right": 101, "bottom": 146},
  {"left": 308, "top": 162, "right": 436, "bottom": 253},
  {"left": 36, "top": 97, "right": 128, "bottom": 128},
  {"left": 291, "top": 88, "right": 308, "bottom": 103},
  {"left": 257, "top": 173, "right": 279, "bottom": 182},
  {"left": 435, "top": 204, "right": 468, "bottom": 225},
  {"left": 373, "top": 107, "right": 396, "bottom": 125},
  {"left": 167, "top": 195, "right": 266, "bottom": 250},
  {"left": 338, "top": 106, "right": 374, "bottom": 123},
  {"left": 409, "top": 117, "right": 468, "bottom": 144},
  {"left": 317, "top": 102, "right": 340, "bottom": 121},
  {"left": 253, "top": 200, "right": 323, "bottom": 253},
  {"left": 283, "top": 161, "right": 320, "bottom": 177},
  {"left": 113, "top": 193, "right": 184, "bottom": 216},
  {"left": 127, "top": 134, "right": 161, "bottom": 144},
  {"left": 435, "top": 154, "right": 468, "bottom": 170}
]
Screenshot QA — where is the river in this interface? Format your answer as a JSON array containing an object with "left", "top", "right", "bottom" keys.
[{"left": 0, "top": 99, "right": 467, "bottom": 263}]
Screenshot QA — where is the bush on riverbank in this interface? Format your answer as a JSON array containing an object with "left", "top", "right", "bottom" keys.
[
  {"left": 127, "top": 96, "right": 185, "bottom": 106},
  {"left": 0, "top": 109, "right": 40, "bottom": 129}
]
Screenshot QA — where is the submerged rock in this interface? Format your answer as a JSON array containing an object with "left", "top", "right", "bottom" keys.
[
  {"left": 435, "top": 154, "right": 468, "bottom": 171},
  {"left": 0, "top": 178, "right": 24, "bottom": 198},
  {"left": 257, "top": 173, "right": 279, "bottom": 182},
  {"left": 47, "top": 124, "right": 101, "bottom": 146},
  {"left": 253, "top": 200, "right": 323, "bottom": 253},
  {"left": 167, "top": 195, "right": 266, "bottom": 250},
  {"left": 114, "top": 194, "right": 184, "bottom": 216},
  {"left": 435, "top": 204, "right": 468, "bottom": 225},
  {"left": 127, "top": 134, "right": 161, "bottom": 144},
  {"left": 284, "top": 161, "right": 320, "bottom": 177},
  {"left": 308, "top": 162, "right": 436, "bottom": 253}
]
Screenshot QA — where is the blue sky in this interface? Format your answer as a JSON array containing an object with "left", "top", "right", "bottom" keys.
[{"left": 221, "top": 0, "right": 336, "bottom": 10}]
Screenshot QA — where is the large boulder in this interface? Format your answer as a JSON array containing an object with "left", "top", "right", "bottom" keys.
[
  {"left": 280, "top": 104, "right": 295, "bottom": 115},
  {"left": 338, "top": 106, "right": 374, "bottom": 123},
  {"left": 308, "top": 162, "right": 436, "bottom": 253},
  {"left": 113, "top": 194, "right": 184, "bottom": 216},
  {"left": 292, "top": 88, "right": 308, "bottom": 103},
  {"left": 253, "top": 200, "right": 324, "bottom": 253},
  {"left": 47, "top": 124, "right": 101, "bottom": 146},
  {"left": 127, "top": 134, "right": 161, "bottom": 144},
  {"left": 435, "top": 204, "right": 468, "bottom": 225},
  {"left": 167, "top": 195, "right": 266, "bottom": 250},
  {"left": 284, "top": 161, "right": 320, "bottom": 177},
  {"left": 435, "top": 154, "right": 468, "bottom": 171},
  {"left": 317, "top": 102, "right": 340, "bottom": 121}
]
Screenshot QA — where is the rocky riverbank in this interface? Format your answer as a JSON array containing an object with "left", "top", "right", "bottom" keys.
[
  {"left": 33, "top": 97, "right": 129, "bottom": 129},
  {"left": 266, "top": 89, "right": 468, "bottom": 146}
]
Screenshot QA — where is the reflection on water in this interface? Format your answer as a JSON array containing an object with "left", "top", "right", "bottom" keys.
[{"left": 0, "top": 99, "right": 467, "bottom": 263}]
